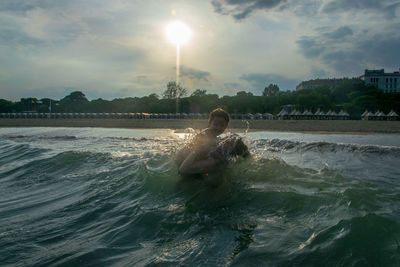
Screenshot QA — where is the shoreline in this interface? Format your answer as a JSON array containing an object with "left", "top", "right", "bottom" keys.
[{"left": 1, "top": 119, "right": 400, "bottom": 134}]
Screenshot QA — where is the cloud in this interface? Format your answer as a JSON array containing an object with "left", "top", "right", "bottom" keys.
[
  {"left": 322, "top": 26, "right": 353, "bottom": 40},
  {"left": 296, "top": 24, "right": 400, "bottom": 76},
  {"left": 211, "top": 0, "right": 400, "bottom": 21},
  {"left": 211, "top": 0, "right": 288, "bottom": 20},
  {"left": 296, "top": 36, "right": 325, "bottom": 58},
  {"left": 239, "top": 73, "right": 299, "bottom": 91},
  {"left": 310, "top": 66, "right": 329, "bottom": 79},
  {"left": 296, "top": 26, "right": 353, "bottom": 60},
  {"left": 179, "top": 66, "right": 211, "bottom": 81},
  {"left": 224, "top": 82, "right": 241, "bottom": 88},
  {"left": 321, "top": 0, "right": 400, "bottom": 19},
  {"left": 2, "top": 0, "right": 400, "bottom": 100},
  {"left": 321, "top": 0, "right": 384, "bottom": 14},
  {"left": 385, "top": 2, "right": 400, "bottom": 18},
  {"left": 0, "top": 0, "right": 36, "bottom": 13}
]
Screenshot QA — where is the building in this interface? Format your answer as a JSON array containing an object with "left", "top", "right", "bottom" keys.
[
  {"left": 296, "top": 69, "right": 400, "bottom": 93},
  {"left": 360, "top": 69, "right": 400, "bottom": 93},
  {"left": 296, "top": 78, "right": 342, "bottom": 91}
]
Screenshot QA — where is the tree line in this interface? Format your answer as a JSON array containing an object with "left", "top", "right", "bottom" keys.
[{"left": 1, "top": 80, "right": 399, "bottom": 119}]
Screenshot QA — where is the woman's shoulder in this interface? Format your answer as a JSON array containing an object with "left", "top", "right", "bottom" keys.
[{"left": 192, "top": 129, "right": 211, "bottom": 142}]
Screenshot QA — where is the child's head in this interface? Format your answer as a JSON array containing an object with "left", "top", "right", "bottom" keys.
[
  {"left": 208, "top": 108, "right": 229, "bottom": 137},
  {"left": 214, "top": 134, "right": 250, "bottom": 159}
]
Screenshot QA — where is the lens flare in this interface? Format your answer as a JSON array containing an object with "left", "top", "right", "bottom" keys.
[{"left": 166, "top": 21, "right": 191, "bottom": 45}]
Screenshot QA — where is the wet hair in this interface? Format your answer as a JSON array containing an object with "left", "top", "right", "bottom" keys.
[
  {"left": 231, "top": 138, "right": 250, "bottom": 158},
  {"left": 214, "top": 134, "right": 250, "bottom": 159},
  {"left": 208, "top": 108, "right": 230, "bottom": 124}
]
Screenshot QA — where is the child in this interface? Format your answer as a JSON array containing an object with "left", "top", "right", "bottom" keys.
[
  {"left": 209, "top": 134, "right": 250, "bottom": 163},
  {"left": 177, "top": 108, "right": 248, "bottom": 175}
]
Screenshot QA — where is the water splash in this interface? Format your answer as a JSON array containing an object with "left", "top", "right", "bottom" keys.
[{"left": 242, "top": 120, "right": 250, "bottom": 136}]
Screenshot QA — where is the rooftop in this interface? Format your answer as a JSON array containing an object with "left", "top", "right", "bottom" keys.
[{"left": 362, "top": 69, "right": 400, "bottom": 77}]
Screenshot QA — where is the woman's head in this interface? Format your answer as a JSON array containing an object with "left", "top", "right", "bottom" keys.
[{"left": 208, "top": 108, "right": 229, "bottom": 137}]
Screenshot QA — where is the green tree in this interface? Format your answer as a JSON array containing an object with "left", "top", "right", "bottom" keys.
[
  {"left": 38, "top": 98, "right": 57, "bottom": 113},
  {"left": 227, "top": 91, "right": 260, "bottom": 113},
  {"left": 262, "top": 84, "right": 280, "bottom": 97},
  {"left": 332, "top": 79, "right": 363, "bottom": 103},
  {"left": 18, "top": 98, "right": 40, "bottom": 112},
  {"left": 0, "top": 99, "right": 14, "bottom": 112},
  {"left": 162, "top": 82, "right": 187, "bottom": 99},
  {"left": 190, "top": 89, "right": 207, "bottom": 97},
  {"left": 295, "top": 87, "right": 333, "bottom": 112},
  {"left": 88, "top": 98, "right": 111, "bottom": 112},
  {"left": 58, "top": 91, "right": 89, "bottom": 112}
]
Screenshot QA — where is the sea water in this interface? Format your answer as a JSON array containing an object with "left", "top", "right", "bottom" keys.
[{"left": 0, "top": 127, "right": 399, "bottom": 266}]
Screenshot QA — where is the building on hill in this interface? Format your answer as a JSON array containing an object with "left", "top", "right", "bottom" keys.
[
  {"left": 296, "top": 78, "right": 362, "bottom": 91},
  {"left": 297, "top": 69, "right": 400, "bottom": 93},
  {"left": 296, "top": 78, "right": 342, "bottom": 91},
  {"left": 360, "top": 69, "right": 400, "bottom": 93}
]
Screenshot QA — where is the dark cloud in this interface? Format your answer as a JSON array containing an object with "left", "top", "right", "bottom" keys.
[
  {"left": 310, "top": 66, "right": 328, "bottom": 79},
  {"left": 322, "top": 51, "right": 364, "bottom": 75},
  {"left": 289, "top": 1, "right": 321, "bottom": 17},
  {"left": 296, "top": 37, "right": 325, "bottom": 58},
  {"left": 321, "top": 0, "right": 383, "bottom": 13},
  {"left": 239, "top": 73, "right": 299, "bottom": 91},
  {"left": 211, "top": 0, "right": 288, "bottom": 21},
  {"left": 321, "top": 0, "right": 400, "bottom": 18},
  {"left": 385, "top": 2, "right": 400, "bottom": 19},
  {"left": 322, "top": 26, "right": 353, "bottom": 40},
  {"left": 297, "top": 26, "right": 353, "bottom": 60},
  {"left": 179, "top": 66, "right": 211, "bottom": 81},
  {"left": 211, "top": 0, "right": 400, "bottom": 20},
  {"left": 350, "top": 35, "right": 400, "bottom": 68},
  {"left": 0, "top": 0, "right": 36, "bottom": 13},
  {"left": 297, "top": 25, "right": 400, "bottom": 76}
]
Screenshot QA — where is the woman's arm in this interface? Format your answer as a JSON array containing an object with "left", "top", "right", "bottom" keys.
[{"left": 178, "top": 151, "right": 221, "bottom": 175}]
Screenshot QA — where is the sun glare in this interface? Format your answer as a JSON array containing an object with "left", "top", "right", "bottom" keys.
[{"left": 166, "top": 21, "right": 191, "bottom": 45}]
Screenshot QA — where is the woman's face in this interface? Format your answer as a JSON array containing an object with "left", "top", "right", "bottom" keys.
[{"left": 209, "top": 116, "right": 228, "bottom": 137}]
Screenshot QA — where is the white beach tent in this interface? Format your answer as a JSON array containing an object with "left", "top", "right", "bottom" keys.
[
  {"left": 338, "top": 110, "right": 350, "bottom": 120},
  {"left": 374, "top": 111, "right": 387, "bottom": 120},
  {"left": 387, "top": 110, "right": 399, "bottom": 120},
  {"left": 366, "top": 111, "right": 375, "bottom": 120},
  {"left": 277, "top": 109, "right": 289, "bottom": 120},
  {"left": 301, "top": 110, "right": 313, "bottom": 120},
  {"left": 289, "top": 110, "right": 300, "bottom": 120},
  {"left": 361, "top": 110, "right": 369, "bottom": 120}
]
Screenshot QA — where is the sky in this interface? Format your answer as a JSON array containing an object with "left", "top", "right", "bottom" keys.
[{"left": 1, "top": 0, "right": 400, "bottom": 101}]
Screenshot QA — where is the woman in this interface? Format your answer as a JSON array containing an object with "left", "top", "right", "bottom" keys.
[{"left": 178, "top": 134, "right": 250, "bottom": 175}]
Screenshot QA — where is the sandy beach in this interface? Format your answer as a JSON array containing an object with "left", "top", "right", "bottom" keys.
[{"left": 1, "top": 119, "right": 400, "bottom": 133}]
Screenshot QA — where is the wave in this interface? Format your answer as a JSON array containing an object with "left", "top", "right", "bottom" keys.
[
  {"left": 252, "top": 138, "right": 400, "bottom": 156},
  {"left": 287, "top": 213, "right": 400, "bottom": 266},
  {"left": 2, "top": 134, "right": 78, "bottom": 141},
  {"left": 1, "top": 151, "right": 399, "bottom": 266},
  {"left": 1, "top": 134, "right": 399, "bottom": 266},
  {"left": 0, "top": 134, "right": 182, "bottom": 144}
]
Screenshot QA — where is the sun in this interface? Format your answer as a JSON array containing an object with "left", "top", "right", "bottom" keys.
[{"left": 166, "top": 21, "right": 191, "bottom": 45}]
